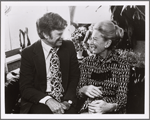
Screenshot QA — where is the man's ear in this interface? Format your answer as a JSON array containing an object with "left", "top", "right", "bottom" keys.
[
  {"left": 105, "top": 39, "right": 112, "bottom": 48},
  {"left": 43, "top": 32, "right": 48, "bottom": 39}
]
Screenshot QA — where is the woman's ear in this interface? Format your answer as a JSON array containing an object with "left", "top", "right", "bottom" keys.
[{"left": 105, "top": 39, "right": 112, "bottom": 48}]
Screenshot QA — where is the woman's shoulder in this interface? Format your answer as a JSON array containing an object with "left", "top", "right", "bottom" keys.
[
  {"left": 112, "top": 50, "right": 130, "bottom": 66},
  {"left": 80, "top": 55, "right": 95, "bottom": 65}
]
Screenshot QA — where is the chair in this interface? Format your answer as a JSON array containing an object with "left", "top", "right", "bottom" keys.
[{"left": 126, "top": 66, "right": 145, "bottom": 114}]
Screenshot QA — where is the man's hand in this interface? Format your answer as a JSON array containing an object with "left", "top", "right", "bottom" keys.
[
  {"left": 88, "top": 100, "right": 116, "bottom": 114},
  {"left": 45, "top": 98, "right": 64, "bottom": 114},
  {"left": 80, "top": 85, "right": 103, "bottom": 98}
]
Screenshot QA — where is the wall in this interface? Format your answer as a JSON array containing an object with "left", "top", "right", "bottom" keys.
[
  {"left": 5, "top": 6, "right": 70, "bottom": 51},
  {"left": 4, "top": 6, "right": 111, "bottom": 52}
]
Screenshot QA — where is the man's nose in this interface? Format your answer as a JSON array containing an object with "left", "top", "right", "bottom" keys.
[
  {"left": 60, "top": 36, "right": 63, "bottom": 41},
  {"left": 60, "top": 34, "right": 65, "bottom": 40}
]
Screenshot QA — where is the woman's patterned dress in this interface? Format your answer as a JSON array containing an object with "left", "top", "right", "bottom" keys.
[{"left": 77, "top": 50, "right": 130, "bottom": 113}]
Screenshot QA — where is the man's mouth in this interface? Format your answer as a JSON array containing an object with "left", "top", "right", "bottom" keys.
[
  {"left": 58, "top": 40, "right": 62, "bottom": 44},
  {"left": 57, "top": 38, "right": 63, "bottom": 42}
]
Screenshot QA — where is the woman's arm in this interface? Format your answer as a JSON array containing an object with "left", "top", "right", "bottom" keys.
[
  {"left": 76, "top": 61, "right": 88, "bottom": 98},
  {"left": 79, "top": 85, "right": 102, "bottom": 99},
  {"left": 88, "top": 100, "right": 118, "bottom": 113},
  {"left": 114, "top": 64, "right": 130, "bottom": 113},
  {"left": 76, "top": 59, "right": 102, "bottom": 99}
]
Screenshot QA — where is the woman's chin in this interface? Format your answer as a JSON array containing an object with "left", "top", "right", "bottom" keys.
[{"left": 93, "top": 50, "right": 98, "bottom": 54}]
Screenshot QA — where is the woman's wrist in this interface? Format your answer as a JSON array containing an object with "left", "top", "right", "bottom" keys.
[
  {"left": 108, "top": 103, "right": 118, "bottom": 112},
  {"left": 111, "top": 103, "right": 118, "bottom": 112},
  {"left": 113, "top": 103, "right": 118, "bottom": 112},
  {"left": 79, "top": 86, "right": 88, "bottom": 95},
  {"left": 79, "top": 86, "right": 89, "bottom": 97}
]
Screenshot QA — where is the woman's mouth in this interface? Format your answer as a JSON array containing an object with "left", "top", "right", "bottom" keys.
[{"left": 90, "top": 45, "right": 96, "bottom": 51}]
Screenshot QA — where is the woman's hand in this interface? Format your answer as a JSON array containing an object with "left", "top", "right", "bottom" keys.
[
  {"left": 88, "top": 100, "right": 117, "bottom": 114},
  {"left": 79, "top": 85, "right": 103, "bottom": 98}
]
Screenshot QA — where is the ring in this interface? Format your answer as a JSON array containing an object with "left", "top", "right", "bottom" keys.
[{"left": 93, "top": 110, "right": 96, "bottom": 113}]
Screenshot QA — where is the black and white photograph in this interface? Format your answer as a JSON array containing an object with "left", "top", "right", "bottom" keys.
[{"left": 1, "top": 1, "right": 149, "bottom": 119}]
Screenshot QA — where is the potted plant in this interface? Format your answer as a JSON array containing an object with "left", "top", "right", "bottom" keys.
[
  {"left": 110, "top": 5, "right": 145, "bottom": 49},
  {"left": 71, "top": 26, "right": 87, "bottom": 59}
]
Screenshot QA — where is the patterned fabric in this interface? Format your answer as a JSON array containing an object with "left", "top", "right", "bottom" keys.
[
  {"left": 47, "top": 48, "right": 64, "bottom": 102},
  {"left": 77, "top": 50, "right": 130, "bottom": 113}
]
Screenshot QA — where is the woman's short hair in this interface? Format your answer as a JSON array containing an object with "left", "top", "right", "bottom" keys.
[
  {"left": 93, "top": 20, "right": 124, "bottom": 49},
  {"left": 36, "top": 12, "right": 67, "bottom": 39}
]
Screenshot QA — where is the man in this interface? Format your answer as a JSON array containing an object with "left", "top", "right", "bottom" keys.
[{"left": 19, "top": 12, "right": 80, "bottom": 114}]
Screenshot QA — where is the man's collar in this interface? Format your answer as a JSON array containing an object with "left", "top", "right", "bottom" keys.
[{"left": 41, "top": 40, "right": 52, "bottom": 53}]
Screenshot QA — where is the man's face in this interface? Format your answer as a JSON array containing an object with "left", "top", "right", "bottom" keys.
[{"left": 46, "top": 29, "right": 64, "bottom": 48}]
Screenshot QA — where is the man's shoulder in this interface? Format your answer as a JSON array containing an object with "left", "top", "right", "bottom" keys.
[
  {"left": 62, "top": 40, "right": 74, "bottom": 48},
  {"left": 21, "top": 40, "right": 40, "bottom": 54},
  {"left": 62, "top": 40, "right": 73, "bottom": 45}
]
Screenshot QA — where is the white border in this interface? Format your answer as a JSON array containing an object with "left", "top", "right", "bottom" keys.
[
  {"left": 1, "top": 1, "right": 149, "bottom": 6},
  {"left": 1, "top": 1, "right": 149, "bottom": 119}
]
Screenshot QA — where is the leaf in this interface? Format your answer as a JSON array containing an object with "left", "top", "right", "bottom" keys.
[
  {"left": 5, "top": 6, "right": 11, "bottom": 15},
  {"left": 110, "top": 6, "right": 117, "bottom": 20},
  {"left": 135, "top": 6, "right": 145, "bottom": 21},
  {"left": 137, "top": 12, "right": 141, "bottom": 20},
  {"left": 141, "top": 15, "right": 145, "bottom": 21},
  {"left": 95, "top": 5, "right": 102, "bottom": 12},
  {"left": 133, "top": 14, "right": 135, "bottom": 19},
  {"left": 130, "top": 5, "right": 136, "bottom": 8},
  {"left": 120, "top": 5, "right": 128, "bottom": 16},
  {"left": 136, "top": 6, "right": 145, "bottom": 16}
]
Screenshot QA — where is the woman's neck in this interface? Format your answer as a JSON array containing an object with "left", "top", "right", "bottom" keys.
[{"left": 99, "top": 50, "right": 111, "bottom": 59}]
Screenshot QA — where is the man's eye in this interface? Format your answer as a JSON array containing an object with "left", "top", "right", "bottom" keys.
[{"left": 59, "top": 33, "right": 63, "bottom": 35}]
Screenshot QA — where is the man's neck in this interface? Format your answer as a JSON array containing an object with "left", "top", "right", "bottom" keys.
[
  {"left": 41, "top": 39, "right": 60, "bottom": 52},
  {"left": 41, "top": 39, "right": 53, "bottom": 47}
]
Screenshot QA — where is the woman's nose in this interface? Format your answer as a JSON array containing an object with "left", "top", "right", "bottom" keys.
[{"left": 89, "top": 39, "right": 94, "bottom": 45}]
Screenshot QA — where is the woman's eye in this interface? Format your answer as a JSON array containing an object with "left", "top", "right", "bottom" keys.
[
  {"left": 88, "top": 38, "right": 92, "bottom": 41},
  {"left": 93, "top": 38, "right": 97, "bottom": 41}
]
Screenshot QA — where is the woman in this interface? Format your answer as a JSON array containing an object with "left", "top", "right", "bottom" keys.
[{"left": 76, "top": 20, "right": 130, "bottom": 114}]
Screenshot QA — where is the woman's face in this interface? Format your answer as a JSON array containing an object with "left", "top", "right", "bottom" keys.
[{"left": 90, "top": 30, "right": 107, "bottom": 55}]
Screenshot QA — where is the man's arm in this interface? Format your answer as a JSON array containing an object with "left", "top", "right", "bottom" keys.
[{"left": 19, "top": 48, "right": 46, "bottom": 104}]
